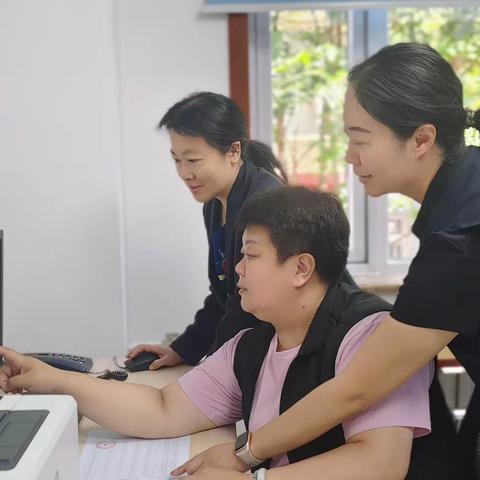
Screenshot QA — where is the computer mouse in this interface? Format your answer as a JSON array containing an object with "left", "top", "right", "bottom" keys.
[{"left": 124, "top": 351, "right": 159, "bottom": 372}]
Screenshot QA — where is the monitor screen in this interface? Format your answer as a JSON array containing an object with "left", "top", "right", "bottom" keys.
[{"left": 0, "top": 230, "right": 3, "bottom": 347}]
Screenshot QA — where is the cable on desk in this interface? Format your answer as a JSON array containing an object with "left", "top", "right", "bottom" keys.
[{"left": 87, "top": 355, "right": 128, "bottom": 375}]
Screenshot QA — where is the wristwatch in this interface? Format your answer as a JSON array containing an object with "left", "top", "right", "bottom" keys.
[{"left": 234, "top": 431, "right": 264, "bottom": 467}]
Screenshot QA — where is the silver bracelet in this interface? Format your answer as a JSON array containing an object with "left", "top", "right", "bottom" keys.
[{"left": 252, "top": 467, "right": 268, "bottom": 480}]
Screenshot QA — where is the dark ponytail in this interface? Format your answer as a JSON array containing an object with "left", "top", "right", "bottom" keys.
[
  {"left": 465, "top": 108, "right": 480, "bottom": 132},
  {"left": 159, "top": 92, "right": 287, "bottom": 182},
  {"left": 247, "top": 140, "right": 288, "bottom": 183}
]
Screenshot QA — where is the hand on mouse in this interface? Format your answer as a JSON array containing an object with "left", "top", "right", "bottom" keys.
[
  {"left": 127, "top": 344, "right": 183, "bottom": 370},
  {"left": 0, "top": 346, "right": 65, "bottom": 394}
]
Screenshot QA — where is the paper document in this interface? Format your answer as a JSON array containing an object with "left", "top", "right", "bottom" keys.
[{"left": 80, "top": 429, "right": 190, "bottom": 480}]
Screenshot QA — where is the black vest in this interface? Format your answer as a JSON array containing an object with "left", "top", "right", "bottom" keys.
[
  {"left": 233, "top": 282, "right": 391, "bottom": 467},
  {"left": 233, "top": 282, "right": 458, "bottom": 479}
]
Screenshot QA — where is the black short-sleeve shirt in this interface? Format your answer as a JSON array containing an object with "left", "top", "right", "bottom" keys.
[
  {"left": 392, "top": 227, "right": 480, "bottom": 336},
  {"left": 391, "top": 146, "right": 480, "bottom": 383}
]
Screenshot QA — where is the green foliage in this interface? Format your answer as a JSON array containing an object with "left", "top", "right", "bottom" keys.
[{"left": 272, "top": 11, "right": 348, "bottom": 206}]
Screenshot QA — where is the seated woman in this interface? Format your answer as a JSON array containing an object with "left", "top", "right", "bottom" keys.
[{"left": 0, "top": 187, "right": 433, "bottom": 480}]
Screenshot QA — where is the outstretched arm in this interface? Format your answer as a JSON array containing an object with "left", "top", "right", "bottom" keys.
[{"left": 0, "top": 346, "right": 215, "bottom": 438}]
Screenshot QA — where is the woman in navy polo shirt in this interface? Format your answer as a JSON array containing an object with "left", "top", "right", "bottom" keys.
[
  {"left": 128, "top": 92, "right": 355, "bottom": 370},
  {"left": 188, "top": 44, "right": 480, "bottom": 479},
  {"left": 128, "top": 92, "right": 286, "bottom": 368}
]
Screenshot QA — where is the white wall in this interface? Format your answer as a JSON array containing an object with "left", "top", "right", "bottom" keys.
[
  {"left": 117, "top": 0, "right": 229, "bottom": 346},
  {"left": 0, "top": 0, "right": 229, "bottom": 356}
]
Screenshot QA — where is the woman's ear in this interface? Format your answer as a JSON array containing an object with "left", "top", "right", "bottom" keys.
[
  {"left": 293, "top": 253, "right": 316, "bottom": 288},
  {"left": 412, "top": 124, "right": 437, "bottom": 159},
  {"left": 228, "top": 141, "right": 242, "bottom": 167}
]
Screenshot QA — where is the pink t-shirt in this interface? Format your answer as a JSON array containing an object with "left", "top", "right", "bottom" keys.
[{"left": 179, "top": 311, "right": 433, "bottom": 467}]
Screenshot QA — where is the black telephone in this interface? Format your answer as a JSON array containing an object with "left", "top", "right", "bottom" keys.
[{"left": 26, "top": 353, "right": 93, "bottom": 373}]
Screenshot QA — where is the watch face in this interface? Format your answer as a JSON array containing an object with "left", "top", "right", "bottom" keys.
[{"left": 235, "top": 431, "right": 248, "bottom": 451}]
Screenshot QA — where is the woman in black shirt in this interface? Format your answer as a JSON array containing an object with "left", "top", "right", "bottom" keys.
[{"left": 186, "top": 44, "right": 480, "bottom": 480}]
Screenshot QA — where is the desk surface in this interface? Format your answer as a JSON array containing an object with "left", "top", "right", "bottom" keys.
[{"left": 79, "top": 359, "right": 235, "bottom": 457}]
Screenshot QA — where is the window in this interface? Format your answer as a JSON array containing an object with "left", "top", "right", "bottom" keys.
[
  {"left": 269, "top": 11, "right": 366, "bottom": 262},
  {"left": 249, "top": 6, "right": 480, "bottom": 275},
  {"left": 251, "top": 10, "right": 383, "bottom": 266}
]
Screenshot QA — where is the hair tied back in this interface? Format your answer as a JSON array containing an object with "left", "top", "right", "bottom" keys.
[{"left": 465, "top": 108, "right": 480, "bottom": 130}]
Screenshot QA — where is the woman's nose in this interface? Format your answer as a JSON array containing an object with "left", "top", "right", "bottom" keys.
[
  {"left": 235, "top": 257, "right": 245, "bottom": 276},
  {"left": 345, "top": 146, "right": 360, "bottom": 166},
  {"left": 177, "top": 161, "right": 194, "bottom": 181}
]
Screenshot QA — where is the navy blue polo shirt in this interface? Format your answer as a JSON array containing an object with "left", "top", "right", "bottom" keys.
[{"left": 212, "top": 225, "right": 227, "bottom": 283}]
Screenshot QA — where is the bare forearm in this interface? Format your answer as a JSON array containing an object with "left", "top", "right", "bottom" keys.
[
  {"left": 252, "top": 377, "right": 362, "bottom": 459},
  {"left": 53, "top": 372, "right": 169, "bottom": 438},
  {"left": 0, "top": 348, "right": 209, "bottom": 439},
  {"left": 267, "top": 438, "right": 410, "bottom": 480}
]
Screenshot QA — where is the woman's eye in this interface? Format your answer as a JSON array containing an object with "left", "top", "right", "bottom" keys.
[{"left": 188, "top": 159, "right": 201, "bottom": 163}]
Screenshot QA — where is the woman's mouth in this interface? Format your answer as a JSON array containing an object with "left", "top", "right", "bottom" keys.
[
  {"left": 189, "top": 185, "right": 203, "bottom": 193},
  {"left": 358, "top": 174, "right": 372, "bottom": 184}
]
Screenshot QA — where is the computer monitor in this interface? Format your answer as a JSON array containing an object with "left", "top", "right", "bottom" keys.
[{"left": 0, "top": 230, "right": 3, "bottom": 347}]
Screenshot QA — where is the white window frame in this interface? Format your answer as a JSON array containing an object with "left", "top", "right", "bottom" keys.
[{"left": 249, "top": 10, "right": 413, "bottom": 277}]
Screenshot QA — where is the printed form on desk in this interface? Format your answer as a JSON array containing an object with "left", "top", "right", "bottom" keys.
[{"left": 80, "top": 429, "right": 190, "bottom": 480}]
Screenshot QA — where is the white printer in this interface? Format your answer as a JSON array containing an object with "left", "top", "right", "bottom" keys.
[{"left": 0, "top": 394, "right": 79, "bottom": 480}]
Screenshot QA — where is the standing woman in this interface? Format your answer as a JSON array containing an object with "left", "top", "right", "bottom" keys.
[
  {"left": 129, "top": 92, "right": 355, "bottom": 369},
  {"left": 188, "top": 44, "right": 480, "bottom": 479},
  {"left": 128, "top": 92, "right": 286, "bottom": 368}
]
